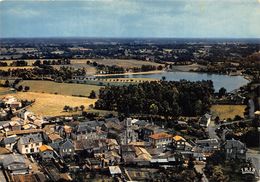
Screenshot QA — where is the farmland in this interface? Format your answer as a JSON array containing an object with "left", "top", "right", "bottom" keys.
[
  {"left": 210, "top": 104, "right": 246, "bottom": 120},
  {"left": 2, "top": 92, "right": 97, "bottom": 116},
  {"left": 18, "top": 80, "right": 101, "bottom": 97},
  {"left": 90, "top": 59, "right": 163, "bottom": 68}
]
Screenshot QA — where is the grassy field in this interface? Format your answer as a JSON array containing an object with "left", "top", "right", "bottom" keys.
[
  {"left": 2, "top": 92, "right": 97, "bottom": 116},
  {"left": 0, "top": 66, "right": 34, "bottom": 71},
  {"left": 89, "top": 59, "right": 163, "bottom": 68},
  {"left": 211, "top": 104, "right": 246, "bottom": 120},
  {"left": 18, "top": 80, "right": 101, "bottom": 97}
]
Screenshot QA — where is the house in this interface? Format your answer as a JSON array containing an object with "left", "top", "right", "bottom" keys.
[
  {"left": 108, "top": 166, "right": 122, "bottom": 177},
  {"left": 195, "top": 138, "right": 220, "bottom": 153},
  {"left": 2, "top": 96, "right": 22, "bottom": 110},
  {"left": 1, "top": 135, "right": 17, "bottom": 151},
  {"left": 225, "top": 139, "right": 247, "bottom": 160},
  {"left": 103, "top": 151, "right": 121, "bottom": 165},
  {"left": 199, "top": 113, "right": 211, "bottom": 127},
  {"left": 172, "top": 135, "right": 186, "bottom": 150},
  {"left": 141, "top": 124, "right": 165, "bottom": 141},
  {"left": 59, "top": 139, "right": 74, "bottom": 157},
  {"left": 9, "top": 120, "right": 22, "bottom": 131},
  {"left": 149, "top": 132, "right": 172, "bottom": 148},
  {"left": 47, "top": 133, "right": 63, "bottom": 150},
  {"left": 72, "top": 122, "right": 97, "bottom": 140},
  {"left": 17, "top": 134, "right": 42, "bottom": 154},
  {"left": 1, "top": 154, "right": 29, "bottom": 175},
  {"left": 39, "top": 145, "right": 54, "bottom": 160}
]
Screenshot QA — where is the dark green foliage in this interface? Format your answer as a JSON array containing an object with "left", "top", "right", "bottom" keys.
[
  {"left": 89, "top": 90, "right": 96, "bottom": 99},
  {"left": 95, "top": 80, "right": 214, "bottom": 116}
]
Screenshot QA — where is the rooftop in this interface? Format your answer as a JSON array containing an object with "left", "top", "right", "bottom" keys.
[{"left": 149, "top": 132, "right": 172, "bottom": 140}]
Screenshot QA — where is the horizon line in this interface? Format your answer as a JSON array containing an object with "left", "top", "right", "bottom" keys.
[{"left": 1, "top": 36, "right": 260, "bottom": 40}]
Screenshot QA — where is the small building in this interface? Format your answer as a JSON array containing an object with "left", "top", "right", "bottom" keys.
[
  {"left": 39, "top": 145, "right": 54, "bottom": 160},
  {"left": 195, "top": 138, "right": 219, "bottom": 153},
  {"left": 225, "top": 139, "right": 247, "bottom": 160},
  {"left": 59, "top": 139, "right": 74, "bottom": 157},
  {"left": 17, "top": 134, "right": 42, "bottom": 154},
  {"left": 2, "top": 154, "right": 29, "bottom": 175},
  {"left": 1, "top": 135, "right": 17, "bottom": 151},
  {"left": 149, "top": 132, "right": 172, "bottom": 148},
  {"left": 172, "top": 135, "right": 186, "bottom": 150},
  {"left": 108, "top": 166, "right": 122, "bottom": 177}
]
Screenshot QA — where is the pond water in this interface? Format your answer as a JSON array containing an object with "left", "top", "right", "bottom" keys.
[{"left": 102, "top": 71, "right": 249, "bottom": 92}]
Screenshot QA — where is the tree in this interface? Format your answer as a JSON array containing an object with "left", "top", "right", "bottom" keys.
[
  {"left": 161, "top": 76, "right": 166, "bottom": 81},
  {"left": 24, "top": 86, "right": 30, "bottom": 92},
  {"left": 89, "top": 90, "right": 96, "bottom": 99},
  {"left": 149, "top": 103, "right": 159, "bottom": 115},
  {"left": 63, "top": 105, "right": 69, "bottom": 112},
  {"left": 218, "top": 87, "right": 227, "bottom": 97},
  {"left": 17, "top": 85, "right": 23, "bottom": 91},
  {"left": 3, "top": 80, "right": 9, "bottom": 87},
  {"left": 80, "top": 105, "right": 85, "bottom": 111}
]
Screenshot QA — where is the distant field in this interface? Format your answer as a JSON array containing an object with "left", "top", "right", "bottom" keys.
[
  {"left": 18, "top": 80, "right": 101, "bottom": 97},
  {"left": 0, "top": 66, "right": 34, "bottom": 71},
  {"left": 170, "top": 63, "right": 206, "bottom": 72},
  {"left": 211, "top": 104, "right": 246, "bottom": 120},
  {"left": 90, "top": 59, "right": 163, "bottom": 68},
  {"left": 2, "top": 92, "right": 97, "bottom": 116}
]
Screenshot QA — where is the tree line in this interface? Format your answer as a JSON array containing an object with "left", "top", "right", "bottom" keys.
[{"left": 95, "top": 80, "right": 214, "bottom": 117}]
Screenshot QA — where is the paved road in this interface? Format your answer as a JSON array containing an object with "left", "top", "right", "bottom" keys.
[
  {"left": 207, "top": 119, "right": 219, "bottom": 140},
  {"left": 247, "top": 149, "right": 260, "bottom": 180}
]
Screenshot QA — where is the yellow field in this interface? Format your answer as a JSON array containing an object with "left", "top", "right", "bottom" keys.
[
  {"left": 211, "top": 104, "right": 246, "bottom": 120},
  {"left": 89, "top": 59, "right": 163, "bottom": 68},
  {"left": 2, "top": 92, "right": 97, "bottom": 116},
  {"left": 18, "top": 80, "right": 101, "bottom": 97},
  {"left": 0, "top": 66, "right": 34, "bottom": 71}
]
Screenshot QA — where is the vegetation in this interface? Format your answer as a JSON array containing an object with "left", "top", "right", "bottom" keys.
[
  {"left": 18, "top": 80, "right": 101, "bottom": 97},
  {"left": 95, "top": 80, "right": 214, "bottom": 117},
  {"left": 4, "top": 92, "right": 96, "bottom": 116},
  {"left": 211, "top": 104, "right": 246, "bottom": 120}
]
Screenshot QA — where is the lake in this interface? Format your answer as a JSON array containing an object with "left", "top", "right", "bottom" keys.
[{"left": 102, "top": 71, "right": 249, "bottom": 92}]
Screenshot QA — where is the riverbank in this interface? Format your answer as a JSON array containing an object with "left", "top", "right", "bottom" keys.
[{"left": 94, "top": 70, "right": 164, "bottom": 77}]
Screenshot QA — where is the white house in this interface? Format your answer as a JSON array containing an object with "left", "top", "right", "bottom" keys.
[{"left": 17, "top": 134, "right": 42, "bottom": 154}]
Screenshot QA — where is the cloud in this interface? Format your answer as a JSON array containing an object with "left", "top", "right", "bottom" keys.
[{"left": 0, "top": 0, "right": 259, "bottom": 38}]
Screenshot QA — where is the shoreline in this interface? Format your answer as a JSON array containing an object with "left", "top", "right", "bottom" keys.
[{"left": 94, "top": 70, "right": 165, "bottom": 77}]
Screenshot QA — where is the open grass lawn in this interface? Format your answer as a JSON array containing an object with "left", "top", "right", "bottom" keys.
[
  {"left": 2, "top": 92, "right": 97, "bottom": 116},
  {"left": 18, "top": 80, "right": 101, "bottom": 97},
  {"left": 210, "top": 104, "right": 246, "bottom": 120}
]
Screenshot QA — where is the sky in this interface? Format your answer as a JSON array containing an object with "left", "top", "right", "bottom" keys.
[{"left": 0, "top": 0, "right": 260, "bottom": 38}]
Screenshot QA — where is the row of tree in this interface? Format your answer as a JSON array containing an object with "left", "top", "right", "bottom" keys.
[{"left": 95, "top": 80, "right": 214, "bottom": 116}]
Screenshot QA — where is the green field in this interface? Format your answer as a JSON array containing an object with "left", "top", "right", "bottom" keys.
[{"left": 18, "top": 80, "right": 101, "bottom": 97}]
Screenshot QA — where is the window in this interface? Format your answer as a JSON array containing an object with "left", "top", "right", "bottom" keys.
[
  {"left": 36, "top": 143, "right": 39, "bottom": 146},
  {"left": 25, "top": 145, "right": 28, "bottom": 148}
]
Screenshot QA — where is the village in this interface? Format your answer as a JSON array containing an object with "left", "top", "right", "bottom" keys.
[{"left": 0, "top": 92, "right": 258, "bottom": 182}]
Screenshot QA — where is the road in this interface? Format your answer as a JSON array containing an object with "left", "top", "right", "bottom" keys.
[
  {"left": 246, "top": 149, "right": 260, "bottom": 180},
  {"left": 207, "top": 119, "right": 219, "bottom": 140},
  {"left": 195, "top": 164, "right": 208, "bottom": 182}
]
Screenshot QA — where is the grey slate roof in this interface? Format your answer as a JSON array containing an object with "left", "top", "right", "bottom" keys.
[
  {"left": 3, "top": 136, "right": 17, "bottom": 145},
  {"left": 2, "top": 154, "right": 27, "bottom": 169},
  {"left": 225, "top": 139, "right": 245, "bottom": 149},
  {"left": 18, "top": 134, "right": 42, "bottom": 145}
]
